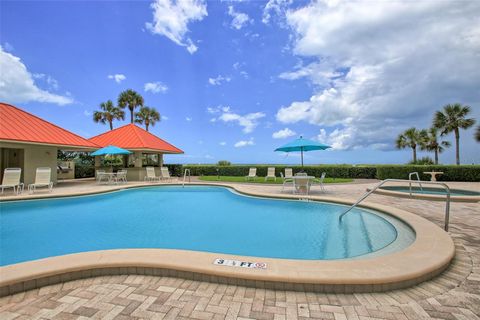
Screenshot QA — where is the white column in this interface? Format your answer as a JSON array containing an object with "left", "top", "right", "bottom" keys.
[{"left": 134, "top": 151, "right": 142, "bottom": 168}]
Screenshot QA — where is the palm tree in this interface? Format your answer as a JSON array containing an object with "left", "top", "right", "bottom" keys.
[
  {"left": 421, "top": 127, "right": 451, "bottom": 164},
  {"left": 433, "top": 103, "right": 476, "bottom": 165},
  {"left": 118, "top": 89, "right": 144, "bottom": 124},
  {"left": 475, "top": 125, "right": 480, "bottom": 142},
  {"left": 134, "top": 106, "right": 161, "bottom": 131},
  {"left": 93, "top": 100, "right": 125, "bottom": 130},
  {"left": 396, "top": 127, "right": 427, "bottom": 163}
]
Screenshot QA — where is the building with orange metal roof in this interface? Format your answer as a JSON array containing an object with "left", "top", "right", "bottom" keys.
[
  {"left": 89, "top": 124, "right": 183, "bottom": 181},
  {"left": 0, "top": 103, "right": 184, "bottom": 184},
  {"left": 0, "top": 103, "right": 99, "bottom": 184}
]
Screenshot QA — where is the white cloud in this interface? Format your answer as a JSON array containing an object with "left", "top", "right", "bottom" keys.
[
  {"left": 262, "top": 0, "right": 292, "bottom": 25},
  {"left": 185, "top": 117, "right": 192, "bottom": 121},
  {"left": 208, "top": 75, "right": 231, "bottom": 86},
  {"left": 207, "top": 106, "right": 231, "bottom": 114},
  {"left": 0, "top": 47, "right": 73, "bottom": 105},
  {"left": 144, "top": 81, "right": 168, "bottom": 93},
  {"left": 277, "top": 0, "right": 480, "bottom": 150},
  {"left": 227, "top": 6, "right": 252, "bottom": 30},
  {"left": 146, "top": 0, "right": 207, "bottom": 54},
  {"left": 3, "top": 42, "right": 14, "bottom": 52},
  {"left": 234, "top": 137, "right": 254, "bottom": 148},
  {"left": 33, "top": 73, "right": 59, "bottom": 90},
  {"left": 107, "top": 74, "right": 126, "bottom": 83},
  {"left": 272, "top": 128, "right": 296, "bottom": 139},
  {"left": 219, "top": 141, "right": 226, "bottom": 146},
  {"left": 162, "top": 115, "right": 169, "bottom": 120},
  {"left": 83, "top": 110, "right": 92, "bottom": 117}
]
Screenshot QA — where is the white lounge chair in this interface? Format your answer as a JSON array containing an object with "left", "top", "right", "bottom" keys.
[
  {"left": 160, "top": 167, "right": 175, "bottom": 182},
  {"left": 145, "top": 166, "right": 160, "bottom": 182},
  {"left": 265, "top": 167, "right": 276, "bottom": 182},
  {"left": 245, "top": 168, "right": 257, "bottom": 181},
  {"left": 312, "top": 172, "right": 326, "bottom": 192},
  {"left": 281, "top": 168, "right": 294, "bottom": 191},
  {"left": 0, "top": 168, "right": 23, "bottom": 195},
  {"left": 28, "top": 167, "right": 53, "bottom": 194}
]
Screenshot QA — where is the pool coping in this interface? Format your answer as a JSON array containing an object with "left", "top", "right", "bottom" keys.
[
  {"left": 0, "top": 182, "right": 455, "bottom": 295},
  {"left": 367, "top": 186, "right": 480, "bottom": 203}
]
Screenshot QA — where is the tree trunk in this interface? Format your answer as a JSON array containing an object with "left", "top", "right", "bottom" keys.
[
  {"left": 455, "top": 128, "right": 460, "bottom": 165},
  {"left": 109, "top": 121, "right": 113, "bottom": 131},
  {"left": 412, "top": 147, "right": 417, "bottom": 163},
  {"left": 130, "top": 108, "right": 134, "bottom": 124},
  {"left": 146, "top": 124, "right": 149, "bottom": 132},
  {"left": 434, "top": 148, "right": 438, "bottom": 165}
]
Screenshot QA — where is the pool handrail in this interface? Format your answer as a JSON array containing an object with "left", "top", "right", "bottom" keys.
[
  {"left": 339, "top": 179, "right": 451, "bottom": 231},
  {"left": 408, "top": 172, "right": 423, "bottom": 195},
  {"left": 182, "top": 169, "right": 191, "bottom": 187}
]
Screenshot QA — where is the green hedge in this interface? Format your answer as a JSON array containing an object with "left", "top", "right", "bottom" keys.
[
  {"left": 376, "top": 165, "right": 480, "bottom": 182},
  {"left": 165, "top": 164, "right": 480, "bottom": 181},
  {"left": 179, "top": 165, "right": 377, "bottom": 179}
]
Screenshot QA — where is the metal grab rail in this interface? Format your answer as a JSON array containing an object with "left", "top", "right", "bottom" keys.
[
  {"left": 339, "top": 179, "right": 452, "bottom": 231},
  {"left": 408, "top": 172, "right": 423, "bottom": 195},
  {"left": 182, "top": 169, "right": 191, "bottom": 187}
]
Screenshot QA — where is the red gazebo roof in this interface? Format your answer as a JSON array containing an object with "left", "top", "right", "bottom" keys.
[
  {"left": 0, "top": 102, "right": 99, "bottom": 149},
  {"left": 89, "top": 124, "right": 183, "bottom": 154}
]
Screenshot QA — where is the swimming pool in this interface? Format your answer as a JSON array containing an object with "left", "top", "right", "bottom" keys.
[
  {"left": 379, "top": 186, "right": 480, "bottom": 196},
  {"left": 0, "top": 186, "right": 414, "bottom": 266}
]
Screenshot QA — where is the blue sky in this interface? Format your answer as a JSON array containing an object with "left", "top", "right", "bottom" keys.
[{"left": 1, "top": 0, "right": 479, "bottom": 165}]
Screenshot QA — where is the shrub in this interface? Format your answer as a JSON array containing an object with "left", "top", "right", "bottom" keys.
[
  {"left": 375, "top": 165, "right": 480, "bottom": 181},
  {"left": 164, "top": 164, "right": 183, "bottom": 177},
  {"left": 217, "top": 160, "right": 231, "bottom": 166},
  {"left": 171, "top": 164, "right": 479, "bottom": 182},
  {"left": 180, "top": 165, "right": 378, "bottom": 179},
  {"left": 75, "top": 164, "right": 95, "bottom": 178},
  {"left": 408, "top": 157, "right": 434, "bottom": 165}
]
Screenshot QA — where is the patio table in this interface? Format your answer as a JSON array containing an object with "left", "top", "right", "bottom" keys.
[
  {"left": 293, "top": 175, "right": 314, "bottom": 195},
  {"left": 423, "top": 171, "right": 444, "bottom": 182},
  {"left": 97, "top": 172, "right": 118, "bottom": 185}
]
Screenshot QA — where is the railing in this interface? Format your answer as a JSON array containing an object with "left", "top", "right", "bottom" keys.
[
  {"left": 339, "top": 179, "right": 452, "bottom": 231},
  {"left": 408, "top": 172, "right": 423, "bottom": 195},
  {"left": 182, "top": 169, "right": 191, "bottom": 187}
]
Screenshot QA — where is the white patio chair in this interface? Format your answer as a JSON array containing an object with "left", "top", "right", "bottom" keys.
[
  {"left": 28, "top": 167, "right": 53, "bottom": 194},
  {"left": 145, "top": 166, "right": 160, "bottom": 182},
  {"left": 245, "top": 168, "right": 257, "bottom": 181},
  {"left": 96, "top": 170, "right": 109, "bottom": 184},
  {"left": 0, "top": 168, "right": 23, "bottom": 195},
  {"left": 160, "top": 167, "right": 175, "bottom": 182},
  {"left": 293, "top": 176, "right": 312, "bottom": 195},
  {"left": 116, "top": 169, "right": 128, "bottom": 184},
  {"left": 265, "top": 167, "right": 276, "bottom": 182},
  {"left": 312, "top": 172, "right": 326, "bottom": 192},
  {"left": 281, "top": 168, "right": 294, "bottom": 191}
]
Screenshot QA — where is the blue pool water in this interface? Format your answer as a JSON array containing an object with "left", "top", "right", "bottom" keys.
[
  {"left": 380, "top": 186, "right": 480, "bottom": 196},
  {"left": 0, "top": 186, "right": 405, "bottom": 266}
]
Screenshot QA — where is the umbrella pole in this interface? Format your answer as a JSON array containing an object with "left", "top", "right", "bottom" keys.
[{"left": 301, "top": 148, "right": 304, "bottom": 167}]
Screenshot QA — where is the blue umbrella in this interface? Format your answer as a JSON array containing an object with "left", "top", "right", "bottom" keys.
[
  {"left": 91, "top": 145, "right": 132, "bottom": 156},
  {"left": 274, "top": 136, "right": 331, "bottom": 167}
]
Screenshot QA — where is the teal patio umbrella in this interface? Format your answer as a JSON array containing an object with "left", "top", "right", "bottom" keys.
[
  {"left": 91, "top": 145, "right": 132, "bottom": 170},
  {"left": 91, "top": 145, "right": 131, "bottom": 156},
  {"left": 274, "top": 136, "right": 331, "bottom": 167}
]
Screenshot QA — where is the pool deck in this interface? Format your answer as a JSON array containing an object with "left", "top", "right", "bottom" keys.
[{"left": 1, "top": 178, "right": 479, "bottom": 319}]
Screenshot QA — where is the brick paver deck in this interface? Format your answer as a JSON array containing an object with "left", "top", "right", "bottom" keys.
[{"left": 1, "top": 180, "right": 479, "bottom": 319}]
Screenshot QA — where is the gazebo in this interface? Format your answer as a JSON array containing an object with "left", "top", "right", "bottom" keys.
[{"left": 88, "top": 124, "right": 183, "bottom": 181}]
